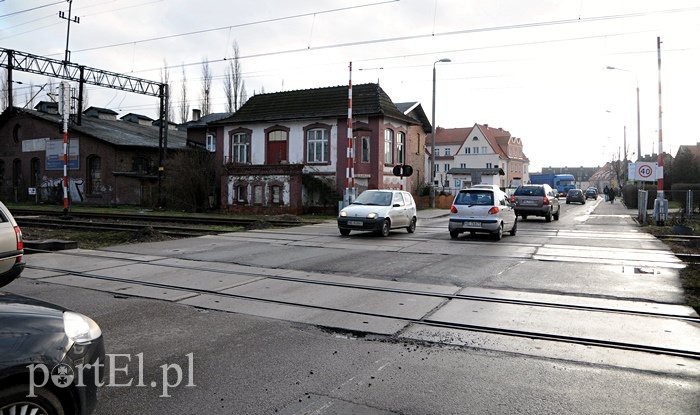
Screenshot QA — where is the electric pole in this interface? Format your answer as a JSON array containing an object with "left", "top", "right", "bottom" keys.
[{"left": 59, "top": 0, "right": 80, "bottom": 63}]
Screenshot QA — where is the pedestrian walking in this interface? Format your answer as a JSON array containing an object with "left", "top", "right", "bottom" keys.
[
  {"left": 609, "top": 187, "right": 616, "bottom": 204},
  {"left": 603, "top": 185, "right": 609, "bottom": 201}
]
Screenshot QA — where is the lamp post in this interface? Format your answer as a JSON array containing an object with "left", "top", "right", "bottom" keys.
[
  {"left": 430, "top": 58, "right": 451, "bottom": 208},
  {"left": 606, "top": 66, "right": 641, "bottom": 162}
]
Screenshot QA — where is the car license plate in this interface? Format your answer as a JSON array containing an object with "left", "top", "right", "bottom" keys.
[
  {"left": 347, "top": 220, "right": 363, "bottom": 226},
  {"left": 522, "top": 200, "right": 537, "bottom": 206},
  {"left": 463, "top": 221, "right": 481, "bottom": 228}
]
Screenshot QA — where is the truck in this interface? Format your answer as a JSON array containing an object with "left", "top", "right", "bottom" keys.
[{"left": 529, "top": 173, "right": 576, "bottom": 196}]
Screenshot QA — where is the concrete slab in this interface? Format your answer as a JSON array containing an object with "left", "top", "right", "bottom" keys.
[
  {"left": 456, "top": 286, "right": 697, "bottom": 317},
  {"left": 486, "top": 261, "right": 685, "bottom": 304},
  {"left": 21, "top": 267, "right": 65, "bottom": 279},
  {"left": 72, "top": 248, "right": 166, "bottom": 262},
  {"left": 221, "top": 279, "right": 445, "bottom": 320},
  {"left": 41, "top": 274, "right": 133, "bottom": 291},
  {"left": 179, "top": 294, "right": 407, "bottom": 335},
  {"left": 41, "top": 274, "right": 198, "bottom": 302},
  {"left": 400, "top": 324, "right": 700, "bottom": 377},
  {"left": 27, "top": 251, "right": 136, "bottom": 272},
  {"left": 150, "top": 257, "right": 460, "bottom": 296},
  {"left": 400, "top": 241, "right": 536, "bottom": 258},
  {"left": 88, "top": 263, "right": 263, "bottom": 292},
  {"left": 535, "top": 243, "right": 682, "bottom": 268},
  {"left": 427, "top": 298, "right": 700, "bottom": 354}
]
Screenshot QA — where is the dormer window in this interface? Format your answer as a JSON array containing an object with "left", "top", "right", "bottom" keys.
[{"left": 472, "top": 136, "right": 478, "bottom": 141}]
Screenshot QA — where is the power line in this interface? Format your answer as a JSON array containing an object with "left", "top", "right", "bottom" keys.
[
  {"left": 70, "top": 0, "right": 400, "bottom": 54},
  {"left": 0, "top": 0, "right": 63, "bottom": 19}
]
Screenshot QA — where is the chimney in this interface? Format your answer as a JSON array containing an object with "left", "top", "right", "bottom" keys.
[
  {"left": 192, "top": 109, "right": 201, "bottom": 121},
  {"left": 484, "top": 124, "right": 488, "bottom": 128}
]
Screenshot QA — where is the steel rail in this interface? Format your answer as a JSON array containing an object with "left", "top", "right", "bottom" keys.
[
  {"left": 26, "top": 263, "right": 700, "bottom": 360},
  {"left": 10, "top": 209, "right": 307, "bottom": 227},
  {"left": 24, "top": 247, "right": 700, "bottom": 323}
]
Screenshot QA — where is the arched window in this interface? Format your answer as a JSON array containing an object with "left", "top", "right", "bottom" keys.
[
  {"left": 86, "top": 155, "right": 102, "bottom": 195},
  {"left": 384, "top": 129, "right": 394, "bottom": 165},
  {"left": 30, "top": 158, "right": 41, "bottom": 187},
  {"left": 397, "top": 131, "right": 405, "bottom": 164},
  {"left": 12, "top": 159, "right": 22, "bottom": 190}
]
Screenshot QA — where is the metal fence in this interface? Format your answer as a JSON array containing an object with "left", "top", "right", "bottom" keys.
[{"left": 637, "top": 189, "right": 698, "bottom": 223}]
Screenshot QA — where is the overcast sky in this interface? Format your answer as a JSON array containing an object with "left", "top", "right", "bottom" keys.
[{"left": 2, "top": 0, "right": 699, "bottom": 171}]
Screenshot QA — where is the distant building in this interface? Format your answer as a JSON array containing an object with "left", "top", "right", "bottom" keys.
[
  {"left": 428, "top": 123, "right": 529, "bottom": 189},
  {"left": 0, "top": 103, "right": 187, "bottom": 205}
]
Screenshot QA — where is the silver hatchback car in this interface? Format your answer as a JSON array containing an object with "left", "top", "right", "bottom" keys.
[
  {"left": 0, "top": 202, "right": 24, "bottom": 288},
  {"left": 338, "top": 190, "right": 417, "bottom": 237},
  {"left": 448, "top": 188, "right": 517, "bottom": 240}
]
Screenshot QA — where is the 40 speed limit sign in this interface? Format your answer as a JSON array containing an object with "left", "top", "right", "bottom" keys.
[{"left": 628, "top": 162, "right": 660, "bottom": 181}]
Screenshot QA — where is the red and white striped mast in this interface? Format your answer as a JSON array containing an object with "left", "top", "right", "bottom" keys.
[{"left": 345, "top": 61, "right": 356, "bottom": 205}]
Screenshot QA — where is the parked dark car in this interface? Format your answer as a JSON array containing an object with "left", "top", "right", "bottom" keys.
[
  {"left": 585, "top": 188, "right": 598, "bottom": 199},
  {"left": 566, "top": 188, "right": 586, "bottom": 204},
  {"left": 511, "top": 184, "right": 560, "bottom": 222},
  {"left": 0, "top": 293, "right": 105, "bottom": 415}
]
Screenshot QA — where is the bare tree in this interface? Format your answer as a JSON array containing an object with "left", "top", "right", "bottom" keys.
[
  {"left": 200, "top": 58, "right": 212, "bottom": 116},
  {"left": 179, "top": 64, "right": 190, "bottom": 123},
  {"left": 44, "top": 77, "right": 56, "bottom": 102},
  {"left": 160, "top": 59, "right": 175, "bottom": 122},
  {"left": 223, "top": 63, "right": 234, "bottom": 113},
  {"left": 24, "top": 82, "right": 36, "bottom": 109}
]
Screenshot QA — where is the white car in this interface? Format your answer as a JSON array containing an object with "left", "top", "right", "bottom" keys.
[
  {"left": 337, "top": 190, "right": 417, "bottom": 237},
  {"left": 0, "top": 202, "right": 25, "bottom": 288},
  {"left": 448, "top": 187, "right": 517, "bottom": 240}
]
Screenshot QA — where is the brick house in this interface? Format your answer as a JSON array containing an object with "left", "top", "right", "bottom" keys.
[
  {"left": 428, "top": 123, "right": 530, "bottom": 190},
  {"left": 0, "top": 103, "right": 187, "bottom": 205},
  {"left": 208, "top": 83, "right": 428, "bottom": 214}
]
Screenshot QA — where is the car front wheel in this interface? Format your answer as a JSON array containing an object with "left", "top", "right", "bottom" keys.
[
  {"left": 553, "top": 207, "right": 560, "bottom": 220},
  {"left": 509, "top": 218, "right": 518, "bottom": 236},
  {"left": 0, "top": 385, "right": 66, "bottom": 415},
  {"left": 379, "top": 220, "right": 390, "bottom": 237},
  {"left": 339, "top": 229, "right": 350, "bottom": 236},
  {"left": 450, "top": 230, "right": 459, "bottom": 239}
]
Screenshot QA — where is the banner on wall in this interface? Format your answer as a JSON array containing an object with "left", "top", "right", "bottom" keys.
[{"left": 45, "top": 139, "right": 79, "bottom": 170}]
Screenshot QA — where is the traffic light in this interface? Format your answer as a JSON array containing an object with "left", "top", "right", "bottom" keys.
[{"left": 392, "top": 164, "right": 413, "bottom": 177}]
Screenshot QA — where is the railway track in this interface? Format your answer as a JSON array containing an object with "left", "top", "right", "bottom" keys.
[
  {"left": 10, "top": 208, "right": 308, "bottom": 228},
  {"left": 26, "top": 248, "right": 700, "bottom": 360}
]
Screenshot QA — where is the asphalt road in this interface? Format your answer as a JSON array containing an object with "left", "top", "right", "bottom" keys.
[{"left": 6, "top": 197, "right": 700, "bottom": 414}]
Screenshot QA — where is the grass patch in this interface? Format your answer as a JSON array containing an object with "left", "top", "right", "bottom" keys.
[
  {"left": 645, "top": 219, "right": 700, "bottom": 314},
  {"left": 22, "top": 228, "right": 177, "bottom": 250}
]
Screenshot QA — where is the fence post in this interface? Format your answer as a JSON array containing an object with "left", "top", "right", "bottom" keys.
[
  {"left": 638, "top": 190, "right": 648, "bottom": 224},
  {"left": 689, "top": 190, "right": 694, "bottom": 218}
]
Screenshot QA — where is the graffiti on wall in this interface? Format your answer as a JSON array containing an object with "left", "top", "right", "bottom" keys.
[{"left": 37, "top": 177, "right": 109, "bottom": 202}]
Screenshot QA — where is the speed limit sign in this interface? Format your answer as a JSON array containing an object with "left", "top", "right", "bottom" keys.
[
  {"left": 638, "top": 164, "right": 653, "bottom": 178},
  {"left": 629, "top": 162, "right": 657, "bottom": 181}
]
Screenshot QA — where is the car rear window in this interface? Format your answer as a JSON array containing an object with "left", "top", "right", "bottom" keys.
[
  {"left": 454, "top": 190, "right": 494, "bottom": 206},
  {"left": 514, "top": 186, "right": 544, "bottom": 196}
]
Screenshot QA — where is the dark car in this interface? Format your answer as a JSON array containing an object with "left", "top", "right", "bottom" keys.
[
  {"left": 0, "top": 293, "right": 105, "bottom": 415},
  {"left": 585, "top": 188, "right": 598, "bottom": 199},
  {"left": 566, "top": 188, "right": 585, "bottom": 204},
  {"left": 511, "top": 184, "right": 560, "bottom": 222}
]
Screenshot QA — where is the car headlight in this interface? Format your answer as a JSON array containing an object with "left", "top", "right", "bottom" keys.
[
  {"left": 366, "top": 212, "right": 377, "bottom": 219},
  {"left": 64, "top": 311, "right": 102, "bottom": 344},
  {"left": 339, "top": 211, "right": 347, "bottom": 217}
]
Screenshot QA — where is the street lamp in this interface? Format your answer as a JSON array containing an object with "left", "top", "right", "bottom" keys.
[
  {"left": 606, "top": 66, "right": 641, "bottom": 162},
  {"left": 430, "top": 58, "right": 451, "bottom": 208}
]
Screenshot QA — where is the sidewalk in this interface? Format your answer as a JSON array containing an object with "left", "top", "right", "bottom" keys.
[{"left": 591, "top": 197, "right": 635, "bottom": 216}]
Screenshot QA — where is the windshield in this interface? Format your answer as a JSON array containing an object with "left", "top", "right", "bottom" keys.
[
  {"left": 514, "top": 186, "right": 545, "bottom": 196},
  {"left": 353, "top": 191, "right": 392, "bottom": 206}
]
